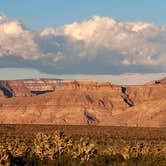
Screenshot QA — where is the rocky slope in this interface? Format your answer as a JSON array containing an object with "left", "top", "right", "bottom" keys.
[{"left": 0, "top": 78, "right": 165, "bottom": 127}]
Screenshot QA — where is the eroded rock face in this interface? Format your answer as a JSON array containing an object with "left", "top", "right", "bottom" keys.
[
  {"left": 0, "top": 80, "right": 31, "bottom": 97},
  {"left": 0, "top": 78, "right": 165, "bottom": 127},
  {"left": 159, "top": 77, "right": 166, "bottom": 84},
  {"left": 0, "top": 89, "right": 5, "bottom": 98},
  {"left": 0, "top": 79, "right": 63, "bottom": 97},
  {"left": 0, "top": 79, "right": 113, "bottom": 97}
]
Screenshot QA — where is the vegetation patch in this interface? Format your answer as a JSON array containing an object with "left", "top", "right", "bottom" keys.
[{"left": 0, "top": 125, "right": 166, "bottom": 165}]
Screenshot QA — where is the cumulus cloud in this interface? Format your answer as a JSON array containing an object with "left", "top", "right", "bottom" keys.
[
  {"left": 63, "top": 16, "right": 166, "bottom": 66},
  {"left": 0, "top": 14, "right": 166, "bottom": 74},
  {"left": 0, "top": 16, "right": 42, "bottom": 59}
]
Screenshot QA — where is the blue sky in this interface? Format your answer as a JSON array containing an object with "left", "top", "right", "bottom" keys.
[{"left": 0, "top": 0, "right": 166, "bottom": 30}]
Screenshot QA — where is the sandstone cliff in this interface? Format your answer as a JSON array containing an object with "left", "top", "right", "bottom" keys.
[{"left": 0, "top": 78, "right": 165, "bottom": 127}]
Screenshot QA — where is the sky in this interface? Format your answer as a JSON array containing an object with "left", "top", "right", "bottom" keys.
[
  {"left": 0, "top": 68, "right": 166, "bottom": 85},
  {"left": 0, "top": 0, "right": 166, "bottom": 30},
  {"left": 0, "top": 0, "right": 166, "bottom": 80}
]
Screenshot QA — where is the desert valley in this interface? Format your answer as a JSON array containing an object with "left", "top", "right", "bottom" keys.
[{"left": 0, "top": 1, "right": 166, "bottom": 165}]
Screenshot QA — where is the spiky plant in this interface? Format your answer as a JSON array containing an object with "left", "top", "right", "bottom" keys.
[
  {"left": 50, "top": 131, "right": 73, "bottom": 158},
  {"left": 33, "top": 132, "right": 54, "bottom": 160},
  {"left": 6, "top": 140, "right": 28, "bottom": 158},
  {"left": 72, "top": 137, "right": 97, "bottom": 162},
  {"left": 0, "top": 145, "right": 10, "bottom": 166}
]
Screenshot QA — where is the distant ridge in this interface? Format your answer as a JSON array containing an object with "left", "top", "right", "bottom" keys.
[
  {"left": 0, "top": 78, "right": 165, "bottom": 127},
  {"left": 145, "top": 77, "right": 166, "bottom": 85}
]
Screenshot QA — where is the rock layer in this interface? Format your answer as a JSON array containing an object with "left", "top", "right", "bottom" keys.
[{"left": 0, "top": 78, "right": 165, "bottom": 127}]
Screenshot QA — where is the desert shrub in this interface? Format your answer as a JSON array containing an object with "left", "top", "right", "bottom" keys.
[
  {"left": 50, "top": 131, "right": 73, "bottom": 158},
  {"left": 0, "top": 145, "right": 10, "bottom": 166},
  {"left": 0, "top": 129, "right": 166, "bottom": 166},
  {"left": 33, "top": 132, "right": 54, "bottom": 160},
  {"left": 33, "top": 131, "right": 73, "bottom": 161},
  {"left": 72, "top": 137, "right": 97, "bottom": 163},
  {"left": 32, "top": 132, "right": 99, "bottom": 165},
  {"left": 6, "top": 140, "right": 28, "bottom": 158}
]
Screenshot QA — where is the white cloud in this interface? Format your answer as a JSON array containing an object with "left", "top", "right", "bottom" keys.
[
  {"left": 0, "top": 14, "right": 166, "bottom": 74},
  {"left": 1, "top": 20, "right": 24, "bottom": 35},
  {"left": 129, "top": 22, "right": 153, "bottom": 32},
  {"left": 40, "top": 27, "right": 57, "bottom": 37},
  {"left": 63, "top": 16, "right": 166, "bottom": 66},
  {"left": 0, "top": 17, "right": 42, "bottom": 59}
]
